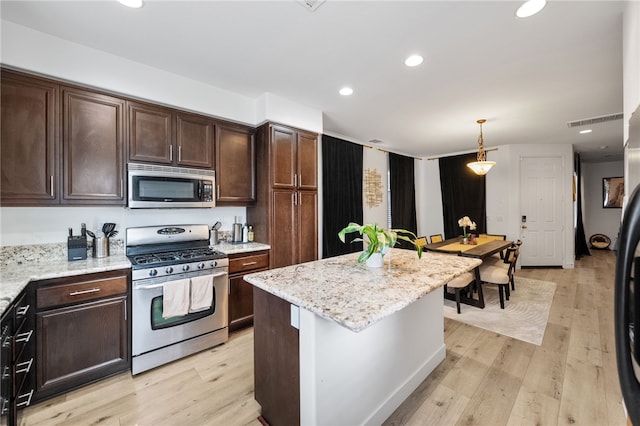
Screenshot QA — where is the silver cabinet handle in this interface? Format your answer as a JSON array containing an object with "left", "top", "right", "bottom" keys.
[
  {"left": 178, "top": 145, "right": 182, "bottom": 162},
  {"left": 294, "top": 173, "right": 297, "bottom": 188},
  {"left": 15, "top": 330, "right": 33, "bottom": 344},
  {"left": 16, "top": 304, "right": 30, "bottom": 316},
  {"left": 170, "top": 145, "right": 173, "bottom": 161},
  {"left": 69, "top": 287, "right": 101, "bottom": 296},
  {"left": 16, "top": 389, "right": 34, "bottom": 408},
  {"left": 242, "top": 261, "right": 258, "bottom": 266},
  {"left": 15, "top": 358, "right": 33, "bottom": 374},
  {"left": 50, "top": 175, "right": 54, "bottom": 196},
  {"left": 217, "top": 185, "right": 220, "bottom": 199}
]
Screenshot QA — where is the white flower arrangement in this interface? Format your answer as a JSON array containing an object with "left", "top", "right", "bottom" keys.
[{"left": 458, "top": 216, "right": 477, "bottom": 238}]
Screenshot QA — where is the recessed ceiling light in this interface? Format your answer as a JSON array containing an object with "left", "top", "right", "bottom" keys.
[
  {"left": 118, "top": 0, "right": 143, "bottom": 8},
  {"left": 339, "top": 87, "right": 353, "bottom": 96},
  {"left": 516, "top": 0, "right": 546, "bottom": 18},
  {"left": 579, "top": 129, "right": 593, "bottom": 134},
  {"left": 404, "top": 55, "right": 424, "bottom": 67}
]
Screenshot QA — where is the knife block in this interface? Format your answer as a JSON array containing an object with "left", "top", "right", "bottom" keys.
[{"left": 67, "top": 236, "right": 87, "bottom": 261}]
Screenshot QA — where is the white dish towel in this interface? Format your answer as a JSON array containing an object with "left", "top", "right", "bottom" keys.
[
  {"left": 189, "top": 274, "right": 214, "bottom": 313},
  {"left": 162, "top": 278, "right": 190, "bottom": 318}
]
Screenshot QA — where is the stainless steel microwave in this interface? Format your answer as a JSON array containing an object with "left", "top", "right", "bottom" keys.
[{"left": 127, "top": 163, "right": 215, "bottom": 208}]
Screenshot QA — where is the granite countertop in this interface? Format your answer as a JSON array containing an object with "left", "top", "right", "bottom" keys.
[
  {"left": 0, "top": 254, "right": 131, "bottom": 316},
  {"left": 215, "top": 241, "right": 271, "bottom": 255},
  {"left": 0, "top": 240, "right": 271, "bottom": 316},
  {"left": 244, "top": 248, "right": 481, "bottom": 333}
]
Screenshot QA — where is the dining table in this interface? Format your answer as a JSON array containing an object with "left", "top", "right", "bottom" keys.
[{"left": 424, "top": 235, "right": 514, "bottom": 309}]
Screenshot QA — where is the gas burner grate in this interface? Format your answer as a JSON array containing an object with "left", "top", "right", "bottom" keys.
[{"left": 130, "top": 247, "right": 223, "bottom": 267}]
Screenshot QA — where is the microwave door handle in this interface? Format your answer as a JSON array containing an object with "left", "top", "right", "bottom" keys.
[{"left": 198, "top": 181, "right": 203, "bottom": 200}]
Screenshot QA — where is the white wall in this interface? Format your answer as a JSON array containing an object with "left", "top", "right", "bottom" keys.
[
  {"left": 623, "top": 0, "right": 640, "bottom": 143},
  {"left": 0, "top": 21, "right": 322, "bottom": 247},
  {"left": 623, "top": 1, "right": 640, "bottom": 206},
  {"left": 582, "top": 161, "right": 624, "bottom": 248},
  {"left": 415, "top": 158, "right": 444, "bottom": 239},
  {"left": 362, "top": 148, "right": 388, "bottom": 228},
  {"left": 0, "top": 206, "right": 247, "bottom": 246}
]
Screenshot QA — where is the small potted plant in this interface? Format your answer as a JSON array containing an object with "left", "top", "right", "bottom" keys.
[
  {"left": 338, "top": 222, "right": 423, "bottom": 267},
  {"left": 458, "top": 216, "right": 477, "bottom": 244}
]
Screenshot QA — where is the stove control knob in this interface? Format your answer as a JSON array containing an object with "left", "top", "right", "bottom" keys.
[
  {"left": 197, "top": 262, "right": 205, "bottom": 270},
  {"left": 210, "top": 260, "right": 217, "bottom": 268},
  {"left": 148, "top": 269, "right": 158, "bottom": 277},
  {"left": 165, "top": 266, "right": 173, "bottom": 274},
  {"left": 182, "top": 265, "right": 190, "bottom": 272}
]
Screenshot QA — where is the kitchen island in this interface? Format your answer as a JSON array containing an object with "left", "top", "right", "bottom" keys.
[{"left": 244, "top": 248, "right": 481, "bottom": 426}]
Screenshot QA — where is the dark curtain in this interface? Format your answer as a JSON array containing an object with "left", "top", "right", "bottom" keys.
[
  {"left": 439, "top": 153, "right": 487, "bottom": 238},
  {"left": 575, "top": 153, "right": 591, "bottom": 258},
  {"left": 322, "top": 135, "right": 363, "bottom": 258},
  {"left": 389, "top": 152, "right": 418, "bottom": 249}
]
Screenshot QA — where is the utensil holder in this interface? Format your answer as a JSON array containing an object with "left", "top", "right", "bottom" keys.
[{"left": 92, "top": 237, "right": 110, "bottom": 258}]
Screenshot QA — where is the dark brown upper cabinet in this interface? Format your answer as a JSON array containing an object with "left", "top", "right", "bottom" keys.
[
  {"left": 1, "top": 70, "right": 59, "bottom": 205},
  {"left": 215, "top": 123, "right": 256, "bottom": 205},
  {"left": 128, "top": 102, "right": 214, "bottom": 170},
  {"left": 128, "top": 101, "right": 173, "bottom": 164},
  {"left": 175, "top": 112, "right": 215, "bottom": 169},
  {"left": 270, "top": 125, "right": 317, "bottom": 190},
  {"left": 61, "top": 87, "right": 126, "bottom": 204}
]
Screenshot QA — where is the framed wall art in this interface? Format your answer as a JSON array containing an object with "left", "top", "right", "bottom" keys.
[{"left": 603, "top": 176, "right": 624, "bottom": 208}]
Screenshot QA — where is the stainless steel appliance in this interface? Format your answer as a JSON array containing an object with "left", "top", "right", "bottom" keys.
[
  {"left": 127, "top": 163, "right": 215, "bottom": 209},
  {"left": 126, "top": 224, "right": 228, "bottom": 375},
  {"left": 615, "top": 106, "right": 640, "bottom": 424}
]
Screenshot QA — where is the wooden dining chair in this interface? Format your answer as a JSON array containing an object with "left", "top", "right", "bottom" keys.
[
  {"left": 444, "top": 271, "right": 476, "bottom": 314},
  {"left": 429, "top": 234, "right": 443, "bottom": 244},
  {"left": 479, "top": 247, "right": 518, "bottom": 309},
  {"left": 414, "top": 236, "right": 428, "bottom": 248}
]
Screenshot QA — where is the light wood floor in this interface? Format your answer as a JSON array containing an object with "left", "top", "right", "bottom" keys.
[{"left": 22, "top": 249, "right": 626, "bottom": 426}]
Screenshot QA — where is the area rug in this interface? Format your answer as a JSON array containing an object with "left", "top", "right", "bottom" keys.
[{"left": 443, "top": 277, "right": 556, "bottom": 346}]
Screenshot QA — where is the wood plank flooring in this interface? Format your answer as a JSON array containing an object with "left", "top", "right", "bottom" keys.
[{"left": 21, "top": 250, "right": 626, "bottom": 425}]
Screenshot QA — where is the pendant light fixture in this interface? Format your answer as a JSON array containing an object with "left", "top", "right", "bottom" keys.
[{"left": 467, "top": 119, "right": 496, "bottom": 175}]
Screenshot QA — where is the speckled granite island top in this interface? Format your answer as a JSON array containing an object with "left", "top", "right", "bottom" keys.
[{"left": 244, "top": 248, "right": 481, "bottom": 332}]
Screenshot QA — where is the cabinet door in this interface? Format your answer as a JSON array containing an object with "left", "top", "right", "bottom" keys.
[
  {"left": 1, "top": 71, "right": 58, "bottom": 205},
  {"left": 36, "top": 295, "right": 128, "bottom": 400},
  {"left": 229, "top": 275, "right": 256, "bottom": 330},
  {"left": 297, "top": 131, "right": 318, "bottom": 190},
  {"left": 270, "top": 126, "right": 296, "bottom": 189},
  {"left": 297, "top": 191, "right": 318, "bottom": 264},
  {"left": 271, "top": 190, "right": 297, "bottom": 268},
  {"left": 128, "top": 101, "right": 173, "bottom": 164},
  {"left": 62, "top": 87, "right": 125, "bottom": 204},
  {"left": 216, "top": 124, "right": 256, "bottom": 205},
  {"left": 175, "top": 112, "right": 214, "bottom": 169}
]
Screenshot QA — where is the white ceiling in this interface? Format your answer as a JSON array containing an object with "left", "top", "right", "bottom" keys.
[{"left": 0, "top": 0, "right": 626, "bottom": 162}]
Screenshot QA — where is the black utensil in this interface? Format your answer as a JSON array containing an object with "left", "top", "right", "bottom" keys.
[
  {"left": 86, "top": 230, "right": 96, "bottom": 238},
  {"left": 102, "top": 223, "right": 116, "bottom": 237},
  {"left": 107, "top": 230, "right": 118, "bottom": 238}
]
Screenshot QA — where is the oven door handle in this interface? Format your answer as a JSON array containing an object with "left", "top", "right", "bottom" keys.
[{"left": 136, "top": 271, "right": 228, "bottom": 290}]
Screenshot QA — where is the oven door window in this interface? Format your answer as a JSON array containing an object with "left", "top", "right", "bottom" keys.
[
  {"left": 132, "top": 176, "right": 201, "bottom": 202},
  {"left": 150, "top": 294, "right": 215, "bottom": 330}
]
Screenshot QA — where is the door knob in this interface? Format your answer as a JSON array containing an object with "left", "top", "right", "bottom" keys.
[{"left": 521, "top": 225, "right": 527, "bottom": 229}]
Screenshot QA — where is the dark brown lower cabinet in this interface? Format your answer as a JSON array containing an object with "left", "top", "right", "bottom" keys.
[
  {"left": 33, "top": 270, "right": 130, "bottom": 402},
  {"left": 228, "top": 250, "right": 269, "bottom": 331},
  {"left": 253, "top": 287, "right": 299, "bottom": 426}
]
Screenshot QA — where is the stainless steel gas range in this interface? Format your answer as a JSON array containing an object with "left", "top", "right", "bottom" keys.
[{"left": 126, "top": 224, "right": 228, "bottom": 375}]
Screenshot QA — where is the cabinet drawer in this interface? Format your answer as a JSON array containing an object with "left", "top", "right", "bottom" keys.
[
  {"left": 229, "top": 252, "right": 269, "bottom": 273},
  {"left": 37, "top": 275, "right": 127, "bottom": 309}
]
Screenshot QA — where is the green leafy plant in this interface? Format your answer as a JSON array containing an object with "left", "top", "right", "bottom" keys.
[{"left": 338, "top": 222, "right": 423, "bottom": 263}]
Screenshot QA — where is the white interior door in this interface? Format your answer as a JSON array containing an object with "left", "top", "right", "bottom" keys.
[{"left": 519, "top": 156, "right": 564, "bottom": 266}]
